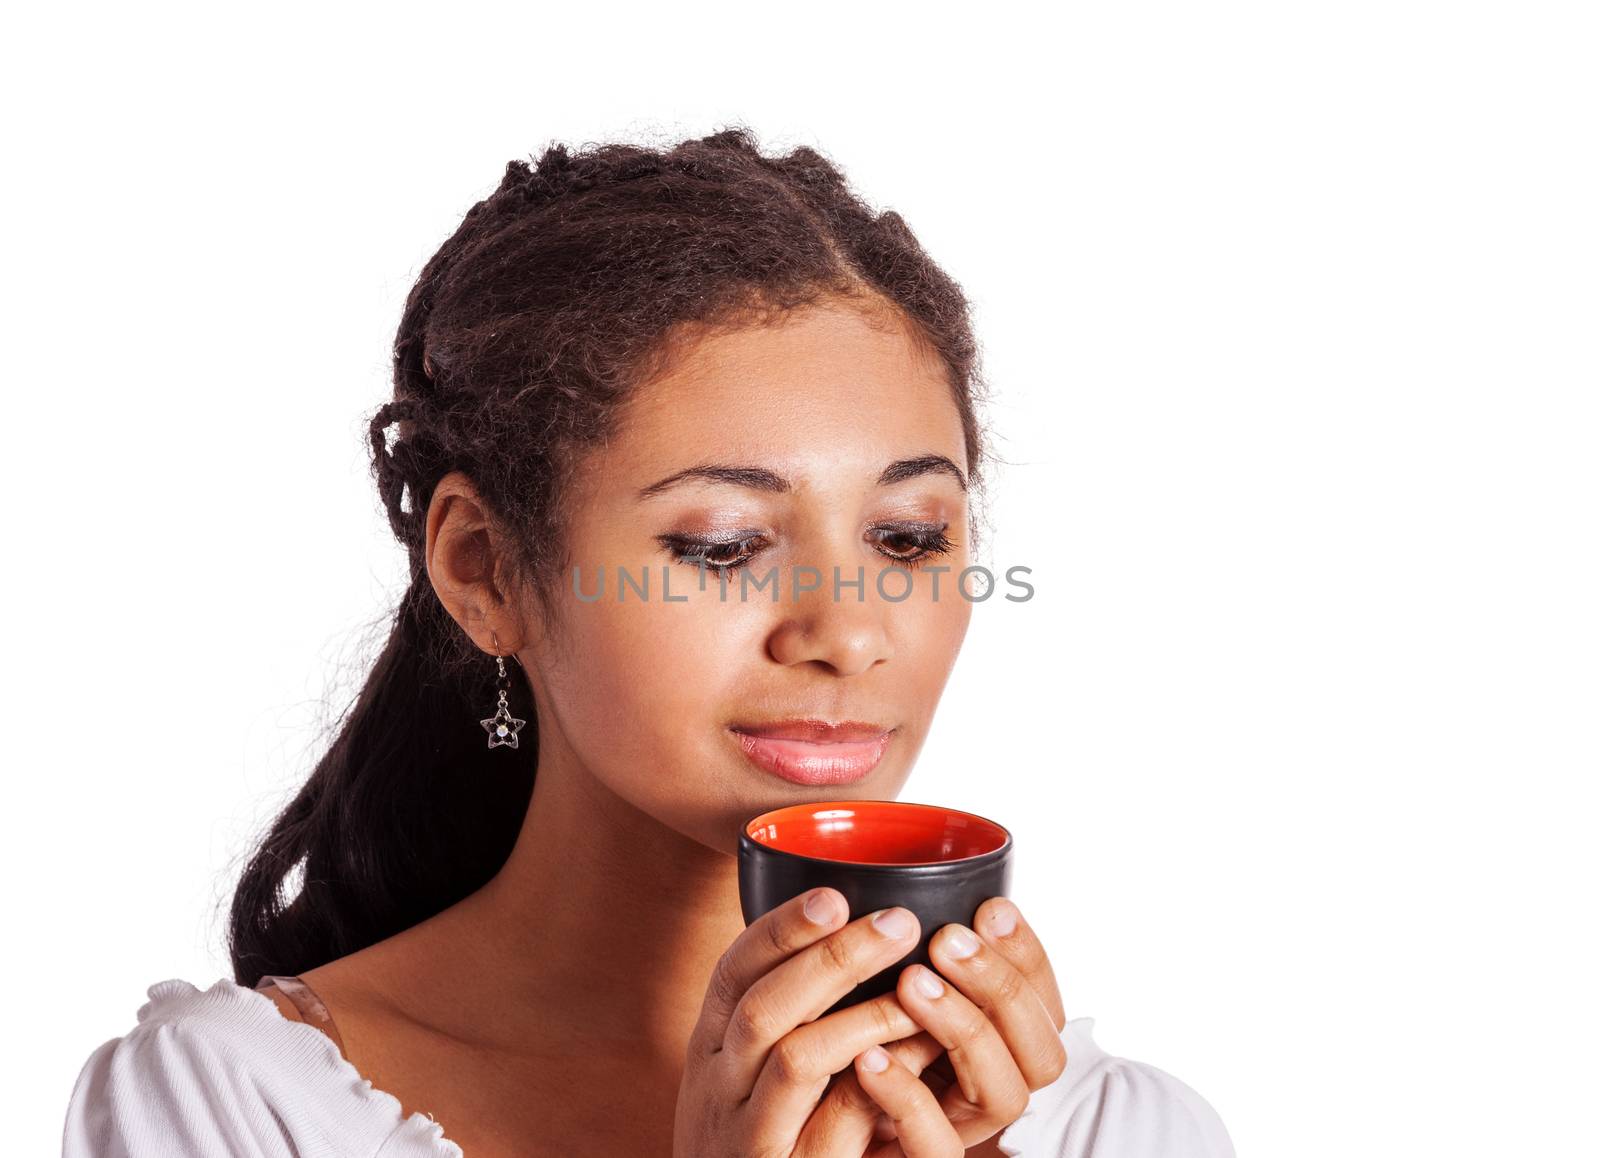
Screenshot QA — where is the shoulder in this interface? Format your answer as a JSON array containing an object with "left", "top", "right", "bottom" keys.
[
  {"left": 61, "top": 977, "right": 458, "bottom": 1158},
  {"left": 995, "top": 1016, "right": 1235, "bottom": 1158}
]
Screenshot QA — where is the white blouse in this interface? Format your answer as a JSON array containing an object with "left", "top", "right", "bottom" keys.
[{"left": 61, "top": 977, "right": 1235, "bottom": 1156}]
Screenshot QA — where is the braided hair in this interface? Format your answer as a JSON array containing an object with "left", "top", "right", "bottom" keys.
[{"left": 225, "top": 125, "right": 995, "bottom": 984}]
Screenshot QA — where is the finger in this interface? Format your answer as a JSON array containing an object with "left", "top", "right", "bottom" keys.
[
  {"left": 895, "top": 959, "right": 1033, "bottom": 1135},
  {"left": 869, "top": 1041, "right": 962, "bottom": 1147},
  {"left": 854, "top": 1044, "right": 966, "bottom": 1158},
  {"left": 972, "top": 897, "right": 1066, "bottom": 1031},
  {"left": 798, "top": 1031, "right": 948, "bottom": 1153},
  {"left": 689, "top": 886, "right": 850, "bottom": 1057},
  {"left": 886, "top": 1030, "right": 948, "bottom": 1076},
  {"left": 928, "top": 920, "right": 1069, "bottom": 1092},
  {"left": 744, "top": 986, "right": 929, "bottom": 1135},
  {"left": 792, "top": 1064, "right": 885, "bottom": 1153},
  {"left": 718, "top": 904, "right": 922, "bottom": 1096}
]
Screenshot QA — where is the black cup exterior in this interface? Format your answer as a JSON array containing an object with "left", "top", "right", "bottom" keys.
[{"left": 738, "top": 813, "right": 1013, "bottom": 1018}]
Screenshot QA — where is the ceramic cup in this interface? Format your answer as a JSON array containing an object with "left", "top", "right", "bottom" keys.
[{"left": 737, "top": 799, "right": 1013, "bottom": 1016}]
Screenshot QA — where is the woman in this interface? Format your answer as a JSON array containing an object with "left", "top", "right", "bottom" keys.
[{"left": 63, "top": 127, "right": 1234, "bottom": 1157}]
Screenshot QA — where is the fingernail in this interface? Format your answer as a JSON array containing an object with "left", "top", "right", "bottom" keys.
[
  {"left": 872, "top": 907, "right": 916, "bottom": 938},
  {"left": 989, "top": 901, "right": 1017, "bottom": 938},
  {"left": 913, "top": 965, "right": 945, "bottom": 998},
  {"left": 804, "top": 889, "right": 839, "bottom": 925},
  {"left": 944, "top": 925, "right": 980, "bottom": 959},
  {"left": 860, "top": 1046, "right": 890, "bottom": 1072}
]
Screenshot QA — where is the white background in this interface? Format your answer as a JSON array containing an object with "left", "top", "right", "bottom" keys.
[{"left": 7, "top": 3, "right": 1596, "bottom": 1154}]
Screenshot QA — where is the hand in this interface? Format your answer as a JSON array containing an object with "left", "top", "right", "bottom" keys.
[
  {"left": 675, "top": 885, "right": 944, "bottom": 1157},
  {"left": 848, "top": 897, "right": 1069, "bottom": 1156}
]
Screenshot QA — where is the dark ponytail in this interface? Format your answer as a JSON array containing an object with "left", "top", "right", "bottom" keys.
[{"left": 225, "top": 125, "right": 994, "bottom": 985}]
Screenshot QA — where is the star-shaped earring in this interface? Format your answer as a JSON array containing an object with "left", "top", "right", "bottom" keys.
[
  {"left": 480, "top": 699, "right": 527, "bottom": 749},
  {"left": 480, "top": 649, "right": 526, "bottom": 749}
]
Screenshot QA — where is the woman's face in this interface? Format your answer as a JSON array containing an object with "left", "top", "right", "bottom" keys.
[{"left": 523, "top": 298, "right": 975, "bottom": 855}]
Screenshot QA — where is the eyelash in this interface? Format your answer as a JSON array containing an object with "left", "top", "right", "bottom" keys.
[{"left": 657, "top": 524, "right": 957, "bottom": 576}]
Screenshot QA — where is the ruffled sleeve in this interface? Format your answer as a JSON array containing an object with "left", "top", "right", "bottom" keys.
[
  {"left": 995, "top": 1016, "right": 1235, "bottom": 1158},
  {"left": 63, "top": 1017, "right": 299, "bottom": 1156},
  {"left": 62, "top": 978, "right": 462, "bottom": 1158}
]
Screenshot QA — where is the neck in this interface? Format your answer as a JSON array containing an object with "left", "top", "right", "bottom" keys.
[{"left": 413, "top": 722, "right": 748, "bottom": 1073}]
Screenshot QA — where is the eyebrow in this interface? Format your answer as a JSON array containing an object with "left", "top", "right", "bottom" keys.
[{"left": 636, "top": 453, "right": 968, "bottom": 500}]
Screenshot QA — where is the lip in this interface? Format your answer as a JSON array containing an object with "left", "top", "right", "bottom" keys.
[
  {"left": 732, "top": 718, "right": 891, "bottom": 743},
  {"left": 728, "top": 720, "right": 896, "bottom": 785}
]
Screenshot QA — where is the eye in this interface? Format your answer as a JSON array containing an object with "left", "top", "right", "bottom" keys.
[
  {"left": 656, "top": 532, "right": 769, "bottom": 575},
  {"left": 656, "top": 522, "right": 957, "bottom": 577},
  {"left": 867, "top": 522, "right": 956, "bottom": 570}
]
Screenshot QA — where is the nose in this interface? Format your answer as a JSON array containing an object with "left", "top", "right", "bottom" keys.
[{"left": 765, "top": 564, "right": 894, "bottom": 676}]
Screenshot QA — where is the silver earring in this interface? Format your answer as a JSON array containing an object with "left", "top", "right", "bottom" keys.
[{"left": 479, "top": 636, "right": 526, "bottom": 750}]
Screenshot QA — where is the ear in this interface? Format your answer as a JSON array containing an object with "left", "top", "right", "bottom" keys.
[{"left": 423, "top": 469, "right": 534, "bottom": 657}]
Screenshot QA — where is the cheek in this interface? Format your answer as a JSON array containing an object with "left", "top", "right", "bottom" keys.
[
  {"left": 901, "top": 579, "right": 974, "bottom": 696},
  {"left": 542, "top": 579, "right": 754, "bottom": 779}
]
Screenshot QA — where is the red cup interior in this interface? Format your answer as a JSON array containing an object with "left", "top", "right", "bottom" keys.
[{"left": 745, "top": 801, "right": 1008, "bottom": 866}]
